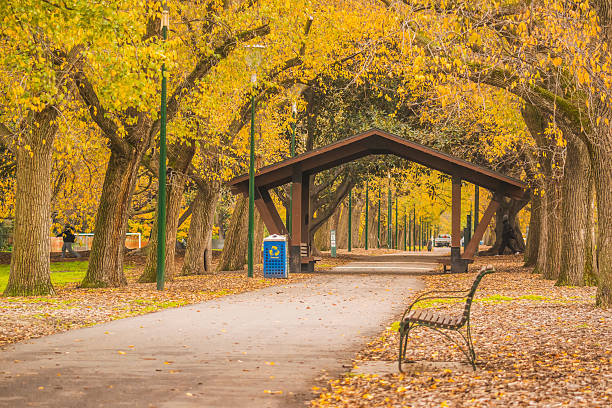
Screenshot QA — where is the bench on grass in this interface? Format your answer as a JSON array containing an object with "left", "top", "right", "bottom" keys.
[{"left": 398, "top": 265, "right": 495, "bottom": 371}]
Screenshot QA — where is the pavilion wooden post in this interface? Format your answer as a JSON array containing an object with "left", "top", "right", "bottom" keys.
[
  {"left": 290, "top": 168, "right": 303, "bottom": 274},
  {"left": 463, "top": 197, "right": 500, "bottom": 260},
  {"left": 301, "top": 173, "right": 312, "bottom": 272},
  {"left": 451, "top": 175, "right": 469, "bottom": 272}
]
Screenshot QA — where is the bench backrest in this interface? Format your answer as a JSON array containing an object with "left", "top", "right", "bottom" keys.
[{"left": 461, "top": 266, "right": 495, "bottom": 325}]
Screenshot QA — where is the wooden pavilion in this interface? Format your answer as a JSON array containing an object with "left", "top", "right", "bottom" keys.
[{"left": 228, "top": 128, "right": 526, "bottom": 274}]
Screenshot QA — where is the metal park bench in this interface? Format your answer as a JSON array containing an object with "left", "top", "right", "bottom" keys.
[{"left": 398, "top": 265, "right": 495, "bottom": 371}]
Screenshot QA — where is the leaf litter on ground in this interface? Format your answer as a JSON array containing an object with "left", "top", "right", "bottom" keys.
[{"left": 310, "top": 255, "right": 611, "bottom": 408}]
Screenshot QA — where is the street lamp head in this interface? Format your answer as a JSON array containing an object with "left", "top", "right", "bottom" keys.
[
  {"left": 161, "top": 10, "right": 169, "bottom": 29},
  {"left": 244, "top": 44, "right": 266, "bottom": 75}
]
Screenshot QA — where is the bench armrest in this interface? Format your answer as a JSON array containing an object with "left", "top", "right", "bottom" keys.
[{"left": 400, "top": 290, "right": 469, "bottom": 321}]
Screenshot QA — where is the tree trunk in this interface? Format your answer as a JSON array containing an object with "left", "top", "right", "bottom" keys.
[
  {"left": 140, "top": 143, "right": 195, "bottom": 282},
  {"left": 524, "top": 193, "right": 541, "bottom": 267},
  {"left": 81, "top": 148, "right": 143, "bottom": 287},
  {"left": 181, "top": 181, "right": 219, "bottom": 275},
  {"left": 542, "top": 182, "right": 562, "bottom": 280},
  {"left": 586, "top": 178, "right": 598, "bottom": 285},
  {"left": 351, "top": 195, "right": 364, "bottom": 248},
  {"left": 336, "top": 201, "right": 349, "bottom": 249},
  {"left": 367, "top": 203, "right": 378, "bottom": 247},
  {"left": 253, "top": 210, "right": 264, "bottom": 264},
  {"left": 139, "top": 172, "right": 188, "bottom": 282},
  {"left": 216, "top": 196, "right": 248, "bottom": 272},
  {"left": 591, "top": 142, "right": 612, "bottom": 307},
  {"left": 556, "top": 137, "right": 593, "bottom": 286},
  {"left": 313, "top": 218, "right": 330, "bottom": 253},
  {"left": 533, "top": 191, "right": 549, "bottom": 275},
  {"left": 4, "top": 107, "right": 57, "bottom": 296},
  {"left": 480, "top": 194, "right": 528, "bottom": 255},
  {"left": 591, "top": 0, "right": 612, "bottom": 306}
]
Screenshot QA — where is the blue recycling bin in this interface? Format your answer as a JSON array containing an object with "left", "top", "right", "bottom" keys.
[{"left": 263, "top": 234, "right": 288, "bottom": 278}]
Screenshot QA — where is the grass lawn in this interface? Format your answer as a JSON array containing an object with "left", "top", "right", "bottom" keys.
[{"left": 0, "top": 261, "right": 90, "bottom": 292}]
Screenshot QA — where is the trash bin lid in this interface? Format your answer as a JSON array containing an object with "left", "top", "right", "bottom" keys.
[{"left": 263, "top": 234, "right": 288, "bottom": 242}]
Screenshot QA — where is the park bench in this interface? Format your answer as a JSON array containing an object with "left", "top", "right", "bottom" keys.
[
  {"left": 300, "top": 243, "right": 321, "bottom": 272},
  {"left": 398, "top": 265, "right": 495, "bottom": 371},
  {"left": 436, "top": 257, "right": 474, "bottom": 273}
]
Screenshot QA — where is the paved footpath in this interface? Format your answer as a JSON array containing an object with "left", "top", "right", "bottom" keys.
[
  {"left": 0, "top": 273, "right": 423, "bottom": 408},
  {"left": 330, "top": 251, "right": 443, "bottom": 274}
]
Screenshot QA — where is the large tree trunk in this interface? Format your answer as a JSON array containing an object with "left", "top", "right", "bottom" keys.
[
  {"left": 480, "top": 194, "right": 528, "bottom": 256},
  {"left": 140, "top": 143, "right": 195, "bottom": 282},
  {"left": 181, "top": 181, "right": 219, "bottom": 275},
  {"left": 556, "top": 138, "right": 594, "bottom": 286},
  {"left": 524, "top": 193, "right": 541, "bottom": 267},
  {"left": 216, "top": 196, "right": 248, "bottom": 272},
  {"left": 591, "top": 141, "right": 612, "bottom": 307},
  {"left": 81, "top": 148, "right": 144, "bottom": 287},
  {"left": 4, "top": 107, "right": 57, "bottom": 296},
  {"left": 586, "top": 178, "right": 598, "bottom": 285},
  {"left": 590, "top": 0, "right": 612, "bottom": 307}
]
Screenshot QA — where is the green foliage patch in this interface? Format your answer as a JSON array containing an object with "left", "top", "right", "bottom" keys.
[{"left": 0, "top": 261, "right": 132, "bottom": 293}]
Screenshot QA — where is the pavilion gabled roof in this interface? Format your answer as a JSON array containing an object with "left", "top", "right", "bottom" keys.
[{"left": 228, "top": 128, "right": 526, "bottom": 199}]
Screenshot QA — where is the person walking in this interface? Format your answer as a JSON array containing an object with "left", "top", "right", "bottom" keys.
[
  {"left": 57, "top": 225, "right": 80, "bottom": 258},
  {"left": 498, "top": 215, "right": 520, "bottom": 255}
]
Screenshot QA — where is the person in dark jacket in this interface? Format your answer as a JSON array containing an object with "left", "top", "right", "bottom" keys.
[
  {"left": 498, "top": 215, "right": 520, "bottom": 255},
  {"left": 57, "top": 225, "right": 80, "bottom": 258}
]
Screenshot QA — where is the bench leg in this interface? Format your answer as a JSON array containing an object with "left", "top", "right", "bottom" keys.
[
  {"left": 398, "top": 322, "right": 412, "bottom": 372},
  {"left": 466, "top": 321, "right": 476, "bottom": 369}
]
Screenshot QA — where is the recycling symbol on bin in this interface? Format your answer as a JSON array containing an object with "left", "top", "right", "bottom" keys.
[{"left": 269, "top": 245, "right": 280, "bottom": 258}]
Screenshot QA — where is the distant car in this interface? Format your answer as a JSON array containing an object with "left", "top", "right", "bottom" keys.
[{"left": 435, "top": 234, "right": 451, "bottom": 247}]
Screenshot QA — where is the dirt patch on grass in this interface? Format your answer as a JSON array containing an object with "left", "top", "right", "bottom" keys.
[{"left": 310, "top": 255, "right": 612, "bottom": 407}]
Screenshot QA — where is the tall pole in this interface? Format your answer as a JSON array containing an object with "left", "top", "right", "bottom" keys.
[
  {"left": 395, "top": 195, "right": 398, "bottom": 249},
  {"left": 419, "top": 216, "right": 422, "bottom": 251},
  {"left": 387, "top": 179, "right": 392, "bottom": 249},
  {"left": 365, "top": 180, "right": 369, "bottom": 250},
  {"left": 412, "top": 206, "right": 416, "bottom": 251},
  {"left": 348, "top": 189, "right": 352, "bottom": 252},
  {"left": 474, "top": 185, "right": 480, "bottom": 231},
  {"left": 156, "top": 9, "right": 169, "bottom": 291},
  {"left": 377, "top": 186, "right": 381, "bottom": 248},
  {"left": 247, "top": 76, "right": 257, "bottom": 278},
  {"left": 287, "top": 103, "right": 296, "bottom": 235},
  {"left": 403, "top": 210, "right": 407, "bottom": 251}
]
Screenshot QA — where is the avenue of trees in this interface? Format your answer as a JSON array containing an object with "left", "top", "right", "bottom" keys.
[{"left": 0, "top": 0, "right": 610, "bottom": 307}]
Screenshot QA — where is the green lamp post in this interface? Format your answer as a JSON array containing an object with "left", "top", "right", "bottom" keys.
[
  {"left": 365, "top": 179, "right": 369, "bottom": 250},
  {"left": 387, "top": 174, "right": 391, "bottom": 249},
  {"left": 395, "top": 195, "right": 398, "bottom": 249},
  {"left": 245, "top": 44, "right": 265, "bottom": 278},
  {"left": 156, "top": 9, "right": 169, "bottom": 291},
  {"left": 287, "top": 102, "right": 296, "bottom": 235},
  {"left": 348, "top": 189, "right": 352, "bottom": 252},
  {"left": 377, "top": 185, "right": 381, "bottom": 248}
]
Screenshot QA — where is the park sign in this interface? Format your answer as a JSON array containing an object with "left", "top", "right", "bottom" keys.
[{"left": 330, "top": 230, "right": 337, "bottom": 257}]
